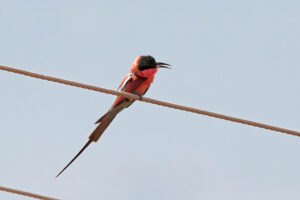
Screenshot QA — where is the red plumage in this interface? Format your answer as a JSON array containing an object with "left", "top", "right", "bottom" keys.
[{"left": 56, "top": 55, "right": 169, "bottom": 177}]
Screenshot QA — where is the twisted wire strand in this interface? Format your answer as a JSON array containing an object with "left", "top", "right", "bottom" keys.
[
  {"left": 0, "top": 186, "right": 58, "bottom": 200},
  {"left": 0, "top": 64, "right": 299, "bottom": 137}
]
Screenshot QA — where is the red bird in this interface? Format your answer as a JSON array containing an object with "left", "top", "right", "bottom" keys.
[{"left": 56, "top": 55, "right": 170, "bottom": 177}]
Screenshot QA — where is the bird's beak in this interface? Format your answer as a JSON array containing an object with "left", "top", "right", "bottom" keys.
[{"left": 156, "top": 62, "right": 171, "bottom": 69}]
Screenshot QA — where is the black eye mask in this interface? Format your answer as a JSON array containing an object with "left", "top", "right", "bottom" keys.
[{"left": 138, "top": 55, "right": 156, "bottom": 71}]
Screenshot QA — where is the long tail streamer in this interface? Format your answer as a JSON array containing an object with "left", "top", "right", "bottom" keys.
[{"left": 0, "top": 64, "right": 299, "bottom": 137}]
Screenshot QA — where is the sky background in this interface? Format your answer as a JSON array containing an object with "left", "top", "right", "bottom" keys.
[{"left": 0, "top": 0, "right": 299, "bottom": 199}]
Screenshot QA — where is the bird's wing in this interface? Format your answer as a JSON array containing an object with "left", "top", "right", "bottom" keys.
[
  {"left": 118, "top": 73, "right": 133, "bottom": 91},
  {"left": 111, "top": 74, "right": 147, "bottom": 108}
]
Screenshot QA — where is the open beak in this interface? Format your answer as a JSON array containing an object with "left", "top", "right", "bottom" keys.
[{"left": 156, "top": 62, "right": 171, "bottom": 69}]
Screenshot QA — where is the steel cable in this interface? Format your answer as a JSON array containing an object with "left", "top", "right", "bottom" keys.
[{"left": 0, "top": 64, "right": 299, "bottom": 137}]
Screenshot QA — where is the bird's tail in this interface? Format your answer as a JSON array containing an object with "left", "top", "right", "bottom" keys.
[
  {"left": 89, "top": 113, "right": 116, "bottom": 142},
  {"left": 56, "top": 111, "right": 117, "bottom": 177},
  {"left": 56, "top": 139, "right": 93, "bottom": 178}
]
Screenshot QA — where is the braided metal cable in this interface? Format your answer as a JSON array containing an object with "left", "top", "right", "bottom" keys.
[
  {"left": 0, "top": 186, "right": 58, "bottom": 200},
  {"left": 0, "top": 64, "right": 299, "bottom": 137}
]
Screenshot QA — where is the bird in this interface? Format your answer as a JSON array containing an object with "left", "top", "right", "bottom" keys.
[{"left": 56, "top": 55, "right": 170, "bottom": 177}]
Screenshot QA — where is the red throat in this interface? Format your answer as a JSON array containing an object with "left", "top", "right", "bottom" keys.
[{"left": 137, "top": 68, "right": 158, "bottom": 78}]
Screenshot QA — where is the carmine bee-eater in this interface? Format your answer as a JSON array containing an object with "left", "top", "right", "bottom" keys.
[{"left": 56, "top": 55, "right": 170, "bottom": 177}]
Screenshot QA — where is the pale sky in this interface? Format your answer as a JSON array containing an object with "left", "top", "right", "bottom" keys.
[{"left": 0, "top": 0, "right": 299, "bottom": 199}]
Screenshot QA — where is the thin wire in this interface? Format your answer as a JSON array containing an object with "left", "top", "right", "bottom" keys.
[
  {"left": 0, "top": 186, "right": 58, "bottom": 200},
  {"left": 0, "top": 64, "right": 299, "bottom": 137}
]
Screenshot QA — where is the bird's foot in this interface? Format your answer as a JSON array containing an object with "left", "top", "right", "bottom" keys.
[{"left": 132, "top": 91, "right": 143, "bottom": 101}]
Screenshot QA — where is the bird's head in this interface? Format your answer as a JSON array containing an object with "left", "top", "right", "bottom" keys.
[{"left": 130, "top": 55, "right": 170, "bottom": 78}]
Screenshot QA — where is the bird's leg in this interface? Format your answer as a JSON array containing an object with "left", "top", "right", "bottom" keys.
[
  {"left": 138, "top": 95, "right": 143, "bottom": 101},
  {"left": 132, "top": 91, "right": 143, "bottom": 101}
]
